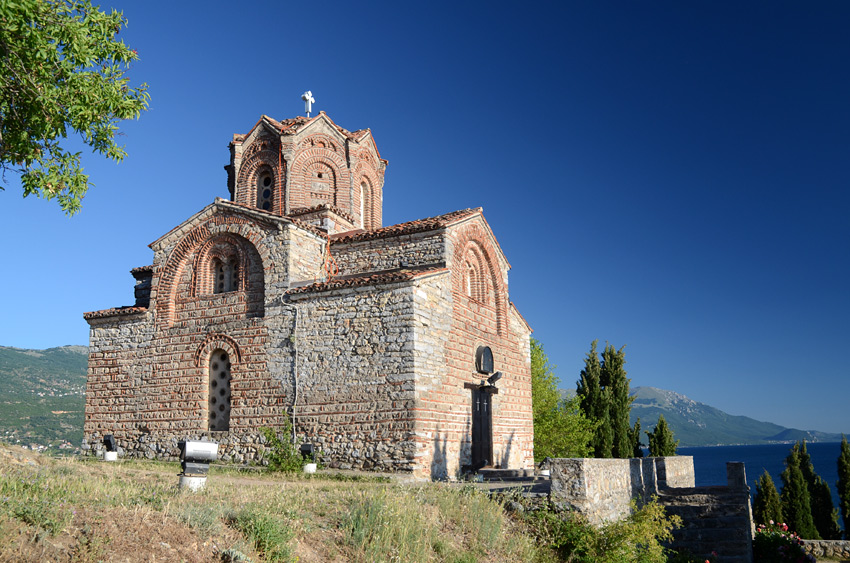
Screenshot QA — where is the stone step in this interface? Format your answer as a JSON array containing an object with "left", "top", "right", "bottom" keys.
[{"left": 476, "top": 468, "right": 539, "bottom": 481}]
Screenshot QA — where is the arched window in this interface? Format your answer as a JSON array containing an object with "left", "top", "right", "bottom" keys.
[
  {"left": 463, "top": 247, "right": 487, "bottom": 303},
  {"left": 360, "top": 182, "right": 366, "bottom": 228},
  {"left": 208, "top": 349, "right": 232, "bottom": 431},
  {"left": 360, "top": 179, "right": 372, "bottom": 229},
  {"left": 257, "top": 168, "right": 274, "bottom": 211},
  {"left": 212, "top": 257, "right": 239, "bottom": 294},
  {"left": 475, "top": 346, "right": 494, "bottom": 374}
]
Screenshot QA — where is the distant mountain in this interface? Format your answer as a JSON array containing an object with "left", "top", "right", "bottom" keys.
[
  {"left": 0, "top": 345, "right": 87, "bottom": 451},
  {"left": 630, "top": 386, "right": 843, "bottom": 447}
]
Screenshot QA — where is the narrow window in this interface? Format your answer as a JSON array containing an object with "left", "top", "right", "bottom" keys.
[
  {"left": 212, "top": 257, "right": 239, "bottom": 294},
  {"left": 257, "top": 169, "right": 274, "bottom": 211},
  {"left": 208, "top": 349, "right": 232, "bottom": 431},
  {"left": 360, "top": 182, "right": 366, "bottom": 228}
]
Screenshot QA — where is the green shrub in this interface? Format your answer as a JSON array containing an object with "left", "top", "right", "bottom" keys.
[
  {"left": 523, "top": 499, "right": 680, "bottom": 563},
  {"left": 752, "top": 521, "right": 815, "bottom": 563},
  {"left": 260, "top": 416, "right": 302, "bottom": 473}
]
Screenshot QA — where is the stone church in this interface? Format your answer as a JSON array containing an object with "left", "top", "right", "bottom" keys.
[{"left": 83, "top": 111, "right": 534, "bottom": 479}]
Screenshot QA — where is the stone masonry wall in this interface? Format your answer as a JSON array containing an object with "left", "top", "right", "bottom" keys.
[
  {"left": 83, "top": 312, "right": 154, "bottom": 452},
  {"left": 286, "top": 280, "right": 419, "bottom": 472},
  {"left": 544, "top": 457, "right": 664, "bottom": 525},
  {"left": 331, "top": 231, "right": 446, "bottom": 278},
  {"left": 657, "top": 456, "right": 696, "bottom": 488}
]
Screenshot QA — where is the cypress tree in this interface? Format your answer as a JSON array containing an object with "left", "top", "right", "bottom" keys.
[
  {"left": 798, "top": 441, "right": 841, "bottom": 539},
  {"left": 630, "top": 418, "right": 644, "bottom": 458},
  {"left": 837, "top": 435, "right": 850, "bottom": 539},
  {"left": 577, "top": 340, "right": 610, "bottom": 457},
  {"left": 602, "top": 343, "right": 634, "bottom": 459},
  {"left": 781, "top": 445, "right": 819, "bottom": 539},
  {"left": 646, "top": 414, "right": 678, "bottom": 457},
  {"left": 753, "top": 470, "right": 783, "bottom": 526}
]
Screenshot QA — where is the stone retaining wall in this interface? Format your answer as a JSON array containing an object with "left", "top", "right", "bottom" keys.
[
  {"left": 543, "top": 457, "right": 753, "bottom": 563},
  {"left": 543, "top": 457, "right": 693, "bottom": 525},
  {"left": 802, "top": 539, "right": 850, "bottom": 560}
]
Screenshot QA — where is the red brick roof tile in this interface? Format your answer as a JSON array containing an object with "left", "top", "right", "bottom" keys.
[
  {"left": 83, "top": 306, "right": 148, "bottom": 320},
  {"left": 286, "top": 266, "right": 447, "bottom": 295},
  {"left": 330, "top": 208, "right": 481, "bottom": 244},
  {"left": 288, "top": 204, "right": 356, "bottom": 225},
  {"left": 130, "top": 265, "right": 153, "bottom": 276}
]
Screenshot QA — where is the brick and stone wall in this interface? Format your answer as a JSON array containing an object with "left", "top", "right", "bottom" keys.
[
  {"left": 331, "top": 231, "right": 446, "bottom": 278},
  {"left": 286, "top": 280, "right": 422, "bottom": 472}
]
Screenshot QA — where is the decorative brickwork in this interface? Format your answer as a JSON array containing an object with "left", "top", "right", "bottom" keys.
[{"left": 84, "top": 112, "right": 533, "bottom": 479}]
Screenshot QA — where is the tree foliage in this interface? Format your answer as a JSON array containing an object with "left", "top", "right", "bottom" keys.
[
  {"left": 838, "top": 435, "right": 850, "bottom": 539},
  {"left": 753, "top": 470, "right": 784, "bottom": 526},
  {"left": 780, "top": 445, "right": 818, "bottom": 539},
  {"left": 797, "top": 441, "right": 841, "bottom": 539},
  {"left": 0, "top": 0, "right": 149, "bottom": 214},
  {"left": 646, "top": 414, "right": 678, "bottom": 457},
  {"left": 576, "top": 340, "right": 640, "bottom": 458},
  {"left": 531, "top": 338, "right": 595, "bottom": 461}
]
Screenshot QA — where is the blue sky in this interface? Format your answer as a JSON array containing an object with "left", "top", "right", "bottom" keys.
[{"left": 1, "top": 1, "right": 848, "bottom": 433}]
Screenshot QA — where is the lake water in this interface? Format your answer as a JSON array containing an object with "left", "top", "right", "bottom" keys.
[{"left": 680, "top": 442, "right": 845, "bottom": 524}]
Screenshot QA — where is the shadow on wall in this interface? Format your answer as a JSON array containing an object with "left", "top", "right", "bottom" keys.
[
  {"left": 431, "top": 426, "right": 448, "bottom": 481},
  {"left": 500, "top": 429, "right": 515, "bottom": 469}
]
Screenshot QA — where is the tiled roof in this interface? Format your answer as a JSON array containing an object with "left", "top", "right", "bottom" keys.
[
  {"left": 214, "top": 199, "right": 328, "bottom": 238},
  {"left": 263, "top": 115, "right": 310, "bottom": 135},
  {"left": 330, "top": 208, "right": 480, "bottom": 244},
  {"left": 288, "top": 204, "right": 356, "bottom": 225},
  {"left": 130, "top": 265, "right": 153, "bottom": 276},
  {"left": 261, "top": 113, "right": 365, "bottom": 141},
  {"left": 287, "top": 266, "right": 447, "bottom": 295},
  {"left": 83, "top": 306, "right": 148, "bottom": 320}
]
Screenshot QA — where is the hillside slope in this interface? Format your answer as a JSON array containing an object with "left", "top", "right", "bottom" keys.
[
  {"left": 630, "top": 386, "right": 843, "bottom": 447},
  {"left": 0, "top": 345, "right": 87, "bottom": 450}
]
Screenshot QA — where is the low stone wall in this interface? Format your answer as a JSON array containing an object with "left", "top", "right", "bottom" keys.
[
  {"left": 802, "top": 539, "right": 850, "bottom": 560},
  {"left": 657, "top": 455, "right": 695, "bottom": 488},
  {"left": 543, "top": 456, "right": 693, "bottom": 525}
]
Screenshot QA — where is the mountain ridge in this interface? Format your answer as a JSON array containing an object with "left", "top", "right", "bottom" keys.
[{"left": 630, "top": 386, "right": 844, "bottom": 447}]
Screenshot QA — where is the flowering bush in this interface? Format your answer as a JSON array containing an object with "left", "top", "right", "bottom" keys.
[{"left": 753, "top": 521, "right": 815, "bottom": 563}]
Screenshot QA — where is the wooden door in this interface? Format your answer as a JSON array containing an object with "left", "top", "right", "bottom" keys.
[{"left": 471, "top": 387, "right": 494, "bottom": 470}]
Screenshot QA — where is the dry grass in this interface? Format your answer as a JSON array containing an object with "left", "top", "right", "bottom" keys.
[{"left": 0, "top": 444, "right": 538, "bottom": 562}]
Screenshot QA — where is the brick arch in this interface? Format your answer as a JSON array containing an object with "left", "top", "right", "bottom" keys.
[
  {"left": 462, "top": 244, "right": 489, "bottom": 303},
  {"left": 156, "top": 215, "right": 273, "bottom": 329},
  {"left": 237, "top": 149, "right": 285, "bottom": 213},
  {"left": 298, "top": 133, "right": 342, "bottom": 154},
  {"left": 194, "top": 333, "right": 242, "bottom": 367},
  {"left": 290, "top": 149, "right": 351, "bottom": 213},
  {"left": 452, "top": 223, "right": 508, "bottom": 337},
  {"left": 191, "top": 232, "right": 262, "bottom": 298},
  {"left": 352, "top": 159, "right": 381, "bottom": 229}
]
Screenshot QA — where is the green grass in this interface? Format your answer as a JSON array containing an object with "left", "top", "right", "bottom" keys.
[{"left": 0, "top": 445, "right": 539, "bottom": 562}]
